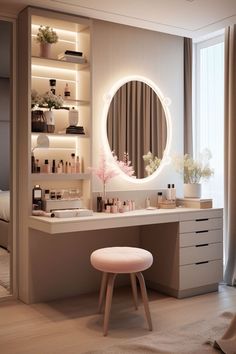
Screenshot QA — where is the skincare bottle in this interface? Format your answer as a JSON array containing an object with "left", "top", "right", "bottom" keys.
[
  {"left": 43, "top": 159, "right": 50, "bottom": 173},
  {"left": 171, "top": 184, "right": 176, "bottom": 201},
  {"left": 52, "top": 159, "right": 56, "bottom": 173},
  {"left": 157, "top": 192, "right": 163, "bottom": 208},
  {"left": 44, "top": 189, "right": 50, "bottom": 200},
  {"left": 70, "top": 153, "right": 76, "bottom": 173},
  {"left": 76, "top": 156, "right": 81, "bottom": 173},
  {"left": 67, "top": 162, "right": 72, "bottom": 174},
  {"left": 97, "top": 195, "right": 103, "bottom": 212},
  {"left": 60, "top": 160, "right": 64, "bottom": 173},
  {"left": 57, "top": 162, "right": 62, "bottom": 174},
  {"left": 31, "top": 152, "right": 36, "bottom": 173},
  {"left": 32, "top": 184, "right": 42, "bottom": 210},
  {"left": 145, "top": 197, "right": 151, "bottom": 208},
  {"left": 166, "top": 184, "right": 172, "bottom": 200}
]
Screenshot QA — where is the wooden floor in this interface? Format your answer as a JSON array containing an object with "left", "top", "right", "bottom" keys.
[{"left": 0, "top": 285, "right": 235, "bottom": 354}]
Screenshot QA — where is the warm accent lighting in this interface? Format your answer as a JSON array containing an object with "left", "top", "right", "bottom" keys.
[{"left": 102, "top": 75, "right": 172, "bottom": 184}]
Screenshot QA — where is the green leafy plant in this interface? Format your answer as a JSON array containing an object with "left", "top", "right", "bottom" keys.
[
  {"left": 173, "top": 148, "right": 214, "bottom": 184},
  {"left": 36, "top": 25, "right": 58, "bottom": 44}
]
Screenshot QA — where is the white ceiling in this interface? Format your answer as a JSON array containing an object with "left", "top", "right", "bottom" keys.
[{"left": 1, "top": 0, "right": 236, "bottom": 39}]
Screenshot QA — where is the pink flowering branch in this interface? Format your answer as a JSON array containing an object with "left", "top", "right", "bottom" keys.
[
  {"left": 89, "top": 150, "right": 119, "bottom": 193},
  {"left": 113, "top": 152, "right": 135, "bottom": 177}
]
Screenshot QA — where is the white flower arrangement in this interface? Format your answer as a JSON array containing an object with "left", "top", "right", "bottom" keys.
[
  {"left": 42, "top": 91, "right": 64, "bottom": 110},
  {"left": 143, "top": 151, "right": 161, "bottom": 176},
  {"left": 173, "top": 148, "right": 214, "bottom": 184},
  {"left": 36, "top": 25, "right": 58, "bottom": 44}
]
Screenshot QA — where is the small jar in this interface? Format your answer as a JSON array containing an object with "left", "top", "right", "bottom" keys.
[{"left": 31, "top": 110, "right": 47, "bottom": 132}]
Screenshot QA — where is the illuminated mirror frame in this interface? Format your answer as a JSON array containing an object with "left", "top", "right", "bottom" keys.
[{"left": 102, "top": 75, "right": 172, "bottom": 184}]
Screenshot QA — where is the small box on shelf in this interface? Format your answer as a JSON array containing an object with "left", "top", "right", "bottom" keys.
[{"left": 176, "top": 198, "right": 213, "bottom": 209}]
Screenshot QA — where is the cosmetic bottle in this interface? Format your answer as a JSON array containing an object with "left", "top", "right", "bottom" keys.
[
  {"left": 76, "top": 156, "right": 81, "bottom": 173},
  {"left": 97, "top": 195, "right": 103, "bottom": 212},
  {"left": 44, "top": 189, "right": 50, "bottom": 200},
  {"left": 31, "top": 152, "right": 36, "bottom": 173},
  {"left": 57, "top": 162, "right": 62, "bottom": 174},
  {"left": 67, "top": 162, "right": 72, "bottom": 174},
  {"left": 64, "top": 83, "right": 71, "bottom": 97},
  {"left": 60, "top": 160, "right": 64, "bottom": 173},
  {"left": 32, "top": 184, "right": 42, "bottom": 210},
  {"left": 171, "top": 184, "right": 176, "bottom": 201},
  {"left": 145, "top": 197, "right": 151, "bottom": 208},
  {"left": 166, "top": 184, "right": 172, "bottom": 200},
  {"left": 52, "top": 159, "right": 56, "bottom": 173},
  {"left": 131, "top": 200, "right": 135, "bottom": 210},
  {"left": 70, "top": 153, "right": 76, "bottom": 173},
  {"left": 157, "top": 192, "right": 163, "bottom": 208},
  {"left": 43, "top": 159, "right": 50, "bottom": 173}
]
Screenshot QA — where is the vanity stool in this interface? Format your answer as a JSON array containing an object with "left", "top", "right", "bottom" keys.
[{"left": 90, "top": 246, "right": 153, "bottom": 336}]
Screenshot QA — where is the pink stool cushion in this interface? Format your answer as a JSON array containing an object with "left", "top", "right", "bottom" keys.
[{"left": 90, "top": 247, "right": 153, "bottom": 274}]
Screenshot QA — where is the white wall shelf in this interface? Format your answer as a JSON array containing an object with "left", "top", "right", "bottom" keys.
[
  {"left": 32, "top": 56, "right": 89, "bottom": 71},
  {"left": 31, "top": 172, "right": 90, "bottom": 181}
]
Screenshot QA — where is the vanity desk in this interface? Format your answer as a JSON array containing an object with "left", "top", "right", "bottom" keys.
[{"left": 29, "top": 207, "right": 223, "bottom": 299}]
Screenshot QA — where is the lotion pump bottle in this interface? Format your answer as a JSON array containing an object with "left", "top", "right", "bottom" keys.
[
  {"left": 166, "top": 184, "right": 172, "bottom": 200},
  {"left": 171, "top": 184, "right": 176, "bottom": 201}
]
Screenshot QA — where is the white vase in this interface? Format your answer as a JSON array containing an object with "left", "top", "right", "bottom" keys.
[
  {"left": 184, "top": 183, "right": 201, "bottom": 198},
  {"left": 45, "top": 110, "right": 55, "bottom": 133},
  {"left": 40, "top": 42, "right": 51, "bottom": 58}
]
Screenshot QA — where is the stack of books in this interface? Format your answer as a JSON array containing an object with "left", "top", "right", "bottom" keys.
[
  {"left": 66, "top": 125, "right": 85, "bottom": 134},
  {"left": 176, "top": 198, "right": 213, "bottom": 209},
  {"left": 58, "top": 50, "right": 87, "bottom": 64}
]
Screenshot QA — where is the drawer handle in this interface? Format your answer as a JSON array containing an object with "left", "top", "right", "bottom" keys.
[
  {"left": 195, "top": 230, "right": 209, "bottom": 234},
  {"left": 195, "top": 261, "right": 209, "bottom": 265},
  {"left": 195, "top": 218, "right": 209, "bottom": 222},
  {"left": 195, "top": 243, "right": 209, "bottom": 247}
]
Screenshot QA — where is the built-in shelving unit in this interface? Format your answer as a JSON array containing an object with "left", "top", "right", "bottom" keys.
[{"left": 29, "top": 8, "right": 92, "bottom": 209}]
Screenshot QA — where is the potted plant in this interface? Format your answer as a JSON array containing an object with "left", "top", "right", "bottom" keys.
[
  {"left": 42, "top": 91, "right": 64, "bottom": 133},
  {"left": 36, "top": 25, "right": 58, "bottom": 58},
  {"left": 173, "top": 148, "right": 214, "bottom": 198},
  {"left": 31, "top": 89, "right": 46, "bottom": 132}
]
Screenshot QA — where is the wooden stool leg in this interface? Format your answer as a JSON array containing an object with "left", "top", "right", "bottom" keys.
[
  {"left": 130, "top": 273, "right": 138, "bottom": 310},
  {"left": 98, "top": 272, "right": 108, "bottom": 313},
  {"left": 103, "top": 273, "right": 117, "bottom": 336},
  {"left": 136, "top": 272, "right": 153, "bottom": 331}
]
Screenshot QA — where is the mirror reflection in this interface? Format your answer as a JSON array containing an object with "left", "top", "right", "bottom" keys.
[{"left": 107, "top": 80, "right": 167, "bottom": 179}]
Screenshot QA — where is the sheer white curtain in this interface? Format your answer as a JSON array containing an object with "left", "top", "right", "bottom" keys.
[{"left": 194, "top": 35, "right": 224, "bottom": 208}]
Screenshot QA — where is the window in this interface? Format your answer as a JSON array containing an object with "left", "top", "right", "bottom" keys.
[{"left": 194, "top": 34, "right": 224, "bottom": 208}]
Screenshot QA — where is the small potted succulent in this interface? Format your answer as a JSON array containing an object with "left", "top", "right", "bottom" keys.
[{"left": 36, "top": 25, "right": 58, "bottom": 58}]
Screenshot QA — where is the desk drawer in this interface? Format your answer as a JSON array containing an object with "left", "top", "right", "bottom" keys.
[
  {"left": 179, "top": 229, "right": 223, "bottom": 247},
  {"left": 179, "top": 259, "right": 223, "bottom": 290},
  {"left": 180, "top": 242, "right": 223, "bottom": 265},
  {"left": 179, "top": 218, "right": 223, "bottom": 233}
]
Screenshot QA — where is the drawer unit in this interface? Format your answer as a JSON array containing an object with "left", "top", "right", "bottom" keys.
[
  {"left": 179, "top": 229, "right": 222, "bottom": 247},
  {"left": 178, "top": 209, "right": 223, "bottom": 297},
  {"left": 179, "top": 260, "right": 223, "bottom": 290},
  {"left": 179, "top": 218, "right": 223, "bottom": 233},
  {"left": 180, "top": 242, "right": 223, "bottom": 265}
]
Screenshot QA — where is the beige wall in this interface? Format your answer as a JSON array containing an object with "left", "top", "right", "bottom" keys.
[{"left": 92, "top": 20, "right": 184, "bottom": 194}]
